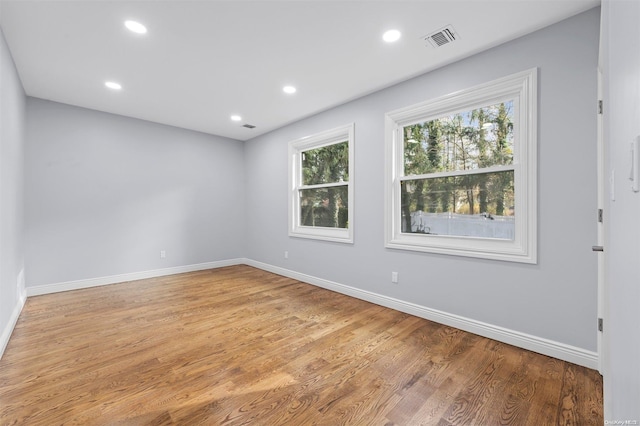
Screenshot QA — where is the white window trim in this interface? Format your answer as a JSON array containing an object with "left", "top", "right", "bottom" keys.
[
  {"left": 384, "top": 68, "right": 537, "bottom": 263},
  {"left": 288, "top": 123, "right": 355, "bottom": 243}
]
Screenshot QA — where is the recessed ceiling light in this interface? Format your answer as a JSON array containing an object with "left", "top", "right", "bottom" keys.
[
  {"left": 105, "top": 81, "right": 122, "bottom": 90},
  {"left": 231, "top": 115, "right": 242, "bottom": 121},
  {"left": 383, "top": 29, "right": 401, "bottom": 43},
  {"left": 283, "top": 86, "right": 297, "bottom": 94},
  {"left": 125, "top": 20, "right": 147, "bottom": 34}
]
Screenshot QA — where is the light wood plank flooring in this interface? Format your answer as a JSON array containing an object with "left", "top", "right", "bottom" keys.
[{"left": 0, "top": 265, "right": 603, "bottom": 425}]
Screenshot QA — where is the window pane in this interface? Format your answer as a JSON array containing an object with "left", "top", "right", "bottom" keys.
[
  {"left": 403, "top": 101, "right": 514, "bottom": 176},
  {"left": 300, "top": 186, "right": 348, "bottom": 228},
  {"left": 302, "top": 141, "right": 349, "bottom": 185},
  {"left": 400, "top": 170, "right": 514, "bottom": 239}
]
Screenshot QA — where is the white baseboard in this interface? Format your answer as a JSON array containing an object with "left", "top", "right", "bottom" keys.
[
  {"left": 26, "top": 258, "right": 244, "bottom": 297},
  {"left": 0, "top": 292, "right": 25, "bottom": 360},
  {"left": 17, "top": 257, "right": 598, "bottom": 369},
  {"left": 244, "top": 259, "right": 599, "bottom": 370}
]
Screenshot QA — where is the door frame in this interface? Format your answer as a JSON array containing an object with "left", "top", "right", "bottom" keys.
[{"left": 596, "top": 67, "right": 606, "bottom": 375}]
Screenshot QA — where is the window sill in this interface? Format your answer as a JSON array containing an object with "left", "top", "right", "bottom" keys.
[
  {"left": 289, "top": 226, "right": 353, "bottom": 244},
  {"left": 385, "top": 233, "right": 536, "bottom": 263}
]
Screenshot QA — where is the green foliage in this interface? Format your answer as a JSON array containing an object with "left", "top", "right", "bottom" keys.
[
  {"left": 401, "top": 102, "right": 515, "bottom": 227},
  {"left": 302, "top": 141, "right": 349, "bottom": 185},
  {"left": 300, "top": 141, "right": 349, "bottom": 228}
]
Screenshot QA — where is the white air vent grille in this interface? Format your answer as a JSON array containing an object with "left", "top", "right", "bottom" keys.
[{"left": 424, "top": 25, "right": 458, "bottom": 48}]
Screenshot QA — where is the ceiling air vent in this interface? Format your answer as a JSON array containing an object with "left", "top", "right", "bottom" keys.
[
  {"left": 243, "top": 124, "right": 256, "bottom": 129},
  {"left": 424, "top": 25, "right": 458, "bottom": 48}
]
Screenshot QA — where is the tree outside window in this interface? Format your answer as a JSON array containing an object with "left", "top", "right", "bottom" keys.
[
  {"left": 300, "top": 141, "right": 349, "bottom": 229},
  {"left": 400, "top": 101, "right": 515, "bottom": 239}
]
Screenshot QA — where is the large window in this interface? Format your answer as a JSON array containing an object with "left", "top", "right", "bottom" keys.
[
  {"left": 385, "top": 69, "right": 537, "bottom": 263},
  {"left": 289, "top": 124, "right": 354, "bottom": 243}
]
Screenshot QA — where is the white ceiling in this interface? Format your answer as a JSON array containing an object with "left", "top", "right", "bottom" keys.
[{"left": 0, "top": 0, "right": 599, "bottom": 141}]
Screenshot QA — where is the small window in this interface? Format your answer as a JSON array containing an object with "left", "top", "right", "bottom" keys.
[
  {"left": 385, "top": 69, "right": 537, "bottom": 263},
  {"left": 289, "top": 124, "right": 354, "bottom": 243}
]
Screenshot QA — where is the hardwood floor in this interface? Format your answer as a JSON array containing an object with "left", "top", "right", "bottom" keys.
[{"left": 0, "top": 265, "right": 602, "bottom": 425}]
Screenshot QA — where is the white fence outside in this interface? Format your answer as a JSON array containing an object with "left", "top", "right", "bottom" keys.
[{"left": 408, "top": 211, "right": 515, "bottom": 240}]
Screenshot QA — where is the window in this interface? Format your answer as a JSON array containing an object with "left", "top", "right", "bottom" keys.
[
  {"left": 384, "top": 69, "right": 537, "bottom": 263},
  {"left": 289, "top": 123, "right": 354, "bottom": 243}
]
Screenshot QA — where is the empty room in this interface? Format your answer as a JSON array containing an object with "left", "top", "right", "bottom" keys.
[{"left": 1, "top": 0, "right": 638, "bottom": 424}]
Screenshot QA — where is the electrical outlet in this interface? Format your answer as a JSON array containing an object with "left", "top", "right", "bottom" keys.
[
  {"left": 391, "top": 272, "right": 399, "bottom": 283},
  {"left": 284, "top": 251, "right": 289, "bottom": 259},
  {"left": 160, "top": 250, "right": 166, "bottom": 259}
]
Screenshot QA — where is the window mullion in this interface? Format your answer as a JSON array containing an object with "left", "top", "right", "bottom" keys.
[
  {"left": 299, "top": 181, "right": 348, "bottom": 190},
  {"left": 401, "top": 164, "right": 515, "bottom": 181}
]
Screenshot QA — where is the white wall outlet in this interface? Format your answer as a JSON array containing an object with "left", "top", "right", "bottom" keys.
[
  {"left": 391, "top": 272, "right": 399, "bottom": 283},
  {"left": 160, "top": 250, "right": 166, "bottom": 259},
  {"left": 284, "top": 251, "right": 289, "bottom": 259}
]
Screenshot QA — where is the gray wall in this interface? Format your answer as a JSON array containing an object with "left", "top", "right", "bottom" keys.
[
  {"left": 25, "top": 99, "right": 245, "bottom": 286},
  {"left": 601, "top": 0, "right": 640, "bottom": 420},
  {"left": 0, "top": 27, "right": 25, "bottom": 350},
  {"left": 244, "top": 9, "right": 600, "bottom": 352}
]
